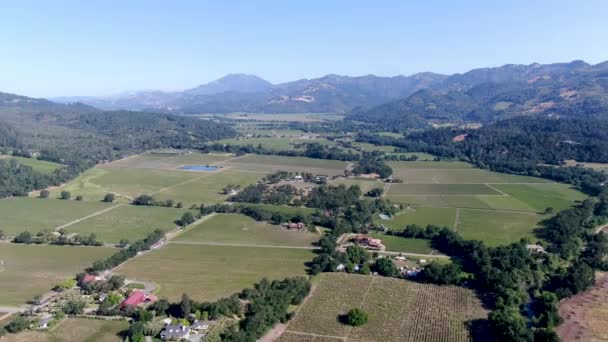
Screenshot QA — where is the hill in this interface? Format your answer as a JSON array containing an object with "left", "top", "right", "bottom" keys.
[{"left": 347, "top": 60, "right": 608, "bottom": 128}]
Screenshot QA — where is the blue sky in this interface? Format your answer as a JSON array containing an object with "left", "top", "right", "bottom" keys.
[{"left": 1, "top": 0, "right": 607, "bottom": 97}]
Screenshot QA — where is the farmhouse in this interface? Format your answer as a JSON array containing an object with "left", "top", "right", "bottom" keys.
[
  {"left": 353, "top": 234, "right": 384, "bottom": 250},
  {"left": 81, "top": 274, "right": 102, "bottom": 284},
  {"left": 283, "top": 222, "right": 306, "bottom": 230},
  {"left": 160, "top": 324, "right": 190, "bottom": 340},
  {"left": 120, "top": 290, "right": 157, "bottom": 309}
]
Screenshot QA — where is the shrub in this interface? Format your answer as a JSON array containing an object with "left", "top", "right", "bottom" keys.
[{"left": 345, "top": 308, "right": 369, "bottom": 326}]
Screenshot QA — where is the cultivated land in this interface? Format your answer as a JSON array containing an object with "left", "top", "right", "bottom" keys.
[
  {"left": 173, "top": 213, "right": 320, "bottom": 247},
  {"left": 116, "top": 244, "right": 314, "bottom": 302},
  {"left": 222, "top": 155, "right": 348, "bottom": 176},
  {"left": 284, "top": 273, "right": 489, "bottom": 342},
  {"left": 0, "top": 198, "right": 112, "bottom": 236},
  {"left": 332, "top": 178, "right": 383, "bottom": 195},
  {"left": 104, "top": 151, "right": 233, "bottom": 170},
  {"left": 2, "top": 318, "right": 128, "bottom": 342},
  {"left": 384, "top": 160, "right": 587, "bottom": 246},
  {"left": 65, "top": 205, "right": 189, "bottom": 243},
  {"left": 10, "top": 156, "right": 63, "bottom": 174},
  {"left": 0, "top": 244, "right": 116, "bottom": 306},
  {"left": 369, "top": 234, "right": 433, "bottom": 254}
]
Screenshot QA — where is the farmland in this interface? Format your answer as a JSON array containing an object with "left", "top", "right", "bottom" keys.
[
  {"left": 222, "top": 155, "right": 348, "bottom": 176},
  {"left": 0, "top": 244, "right": 116, "bottom": 306},
  {"left": 10, "top": 156, "right": 63, "bottom": 174},
  {"left": 456, "top": 209, "right": 543, "bottom": 246},
  {"left": 378, "top": 207, "right": 457, "bottom": 230},
  {"left": 174, "top": 213, "right": 319, "bottom": 247},
  {"left": 2, "top": 318, "right": 128, "bottom": 342},
  {"left": 65, "top": 204, "right": 189, "bottom": 243},
  {"left": 369, "top": 233, "right": 433, "bottom": 254},
  {"left": 0, "top": 198, "right": 112, "bottom": 236},
  {"left": 283, "top": 273, "right": 489, "bottom": 341},
  {"left": 116, "top": 243, "right": 314, "bottom": 302}
]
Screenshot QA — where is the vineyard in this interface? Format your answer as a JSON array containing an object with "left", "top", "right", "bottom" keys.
[{"left": 282, "top": 273, "right": 490, "bottom": 342}]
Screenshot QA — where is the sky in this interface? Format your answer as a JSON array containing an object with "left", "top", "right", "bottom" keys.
[{"left": 1, "top": 0, "right": 607, "bottom": 97}]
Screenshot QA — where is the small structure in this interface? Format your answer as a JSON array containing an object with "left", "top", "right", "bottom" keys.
[
  {"left": 82, "top": 274, "right": 101, "bottom": 284},
  {"left": 160, "top": 324, "right": 191, "bottom": 340},
  {"left": 419, "top": 259, "right": 427, "bottom": 264},
  {"left": 150, "top": 240, "right": 164, "bottom": 250},
  {"left": 336, "top": 263, "right": 346, "bottom": 271},
  {"left": 283, "top": 222, "right": 306, "bottom": 230},
  {"left": 353, "top": 234, "right": 383, "bottom": 250},
  {"left": 527, "top": 244, "right": 547, "bottom": 254},
  {"left": 98, "top": 292, "right": 108, "bottom": 302},
  {"left": 378, "top": 214, "right": 391, "bottom": 220},
  {"left": 38, "top": 316, "right": 52, "bottom": 329},
  {"left": 191, "top": 320, "right": 210, "bottom": 332},
  {"left": 120, "top": 290, "right": 157, "bottom": 309}
]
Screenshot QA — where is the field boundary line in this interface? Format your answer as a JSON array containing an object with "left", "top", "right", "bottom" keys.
[
  {"left": 398, "top": 204, "right": 539, "bottom": 215},
  {"left": 388, "top": 194, "right": 506, "bottom": 197},
  {"left": 485, "top": 183, "right": 509, "bottom": 196},
  {"left": 345, "top": 276, "right": 376, "bottom": 339},
  {"left": 282, "top": 330, "right": 347, "bottom": 340},
  {"left": 168, "top": 240, "right": 318, "bottom": 250},
  {"left": 54, "top": 203, "right": 124, "bottom": 231},
  {"left": 453, "top": 208, "right": 460, "bottom": 231}
]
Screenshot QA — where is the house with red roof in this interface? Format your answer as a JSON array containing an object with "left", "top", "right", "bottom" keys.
[{"left": 120, "top": 290, "right": 157, "bottom": 309}]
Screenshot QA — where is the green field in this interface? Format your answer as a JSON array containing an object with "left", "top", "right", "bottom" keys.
[
  {"left": 492, "top": 183, "right": 586, "bottom": 212},
  {"left": 388, "top": 161, "right": 475, "bottom": 170},
  {"left": 174, "top": 213, "right": 319, "bottom": 247},
  {"left": 216, "top": 137, "right": 295, "bottom": 150},
  {"left": 332, "top": 178, "right": 383, "bottom": 195},
  {"left": 386, "top": 152, "right": 436, "bottom": 161},
  {"left": 0, "top": 244, "right": 116, "bottom": 306},
  {"left": 0, "top": 198, "right": 112, "bottom": 236},
  {"left": 153, "top": 170, "right": 263, "bottom": 206},
  {"left": 2, "top": 318, "right": 128, "bottom": 342},
  {"left": 378, "top": 207, "right": 457, "bottom": 230},
  {"left": 106, "top": 152, "right": 233, "bottom": 170},
  {"left": 65, "top": 205, "right": 189, "bottom": 243},
  {"left": 284, "top": 273, "right": 488, "bottom": 341},
  {"left": 390, "top": 168, "right": 550, "bottom": 184},
  {"left": 387, "top": 183, "right": 500, "bottom": 196},
  {"left": 116, "top": 244, "right": 314, "bottom": 302},
  {"left": 223, "top": 155, "right": 348, "bottom": 176},
  {"left": 369, "top": 234, "right": 433, "bottom": 254},
  {"left": 456, "top": 209, "right": 544, "bottom": 246},
  {"left": 10, "top": 156, "right": 63, "bottom": 174},
  {"left": 236, "top": 203, "right": 315, "bottom": 215}
]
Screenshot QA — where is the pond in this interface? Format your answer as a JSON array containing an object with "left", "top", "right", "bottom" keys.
[{"left": 177, "top": 165, "right": 220, "bottom": 171}]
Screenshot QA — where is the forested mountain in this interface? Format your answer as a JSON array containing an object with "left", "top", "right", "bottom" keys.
[
  {"left": 53, "top": 72, "right": 448, "bottom": 114},
  {"left": 0, "top": 91, "right": 236, "bottom": 197},
  {"left": 347, "top": 60, "right": 608, "bottom": 128}
]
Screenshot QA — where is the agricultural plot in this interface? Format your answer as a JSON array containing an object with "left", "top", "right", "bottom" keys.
[
  {"left": 65, "top": 205, "right": 189, "bottom": 243},
  {"left": 222, "top": 155, "right": 347, "bottom": 176},
  {"left": 385, "top": 152, "right": 436, "bottom": 161},
  {"left": 116, "top": 244, "right": 313, "bottom": 302},
  {"left": 378, "top": 207, "right": 457, "bottom": 230},
  {"left": 491, "top": 183, "right": 586, "bottom": 212},
  {"left": 285, "top": 273, "right": 489, "bottom": 342},
  {"left": 153, "top": 170, "right": 263, "bottom": 206},
  {"left": 104, "top": 152, "right": 233, "bottom": 170},
  {"left": 369, "top": 234, "right": 433, "bottom": 254},
  {"left": 0, "top": 244, "right": 116, "bottom": 306},
  {"left": 390, "top": 168, "right": 550, "bottom": 184},
  {"left": 215, "top": 113, "right": 344, "bottom": 122},
  {"left": 215, "top": 137, "right": 295, "bottom": 150},
  {"left": 456, "top": 209, "right": 543, "bottom": 246},
  {"left": 2, "top": 318, "right": 128, "bottom": 342},
  {"left": 10, "top": 156, "right": 63, "bottom": 174},
  {"left": 332, "top": 178, "right": 383, "bottom": 195},
  {"left": 0, "top": 198, "right": 112, "bottom": 236},
  {"left": 387, "top": 183, "right": 500, "bottom": 195},
  {"left": 173, "top": 213, "right": 319, "bottom": 247}
]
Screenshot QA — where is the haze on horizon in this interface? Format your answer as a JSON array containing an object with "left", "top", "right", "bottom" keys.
[{"left": 1, "top": 0, "right": 608, "bottom": 98}]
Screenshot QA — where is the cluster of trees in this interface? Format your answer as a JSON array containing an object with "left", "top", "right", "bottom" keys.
[
  {"left": 0, "top": 159, "right": 61, "bottom": 198},
  {"left": 202, "top": 203, "right": 313, "bottom": 227},
  {"left": 228, "top": 183, "right": 301, "bottom": 206},
  {"left": 352, "top": 159, "right": 393, "bottom": 178},
  {"left": 12, "top": 230, "right": 102, "bottom": 246},
  {"left": 132, "top": 195, "right": 183, "bottom": 208},
  {"left": 203, "top": 142, "right": 362, "bottom": 162},
  {"left": 86, "top": 229, "right": 165, "bottom": 273},
  {"left": 123, "top": 277, "right": 310, "bottom": 341}
]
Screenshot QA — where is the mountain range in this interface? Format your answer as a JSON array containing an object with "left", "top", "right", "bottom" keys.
[{"left": 39, "top": 59, "right": 608, "bottom": 127}]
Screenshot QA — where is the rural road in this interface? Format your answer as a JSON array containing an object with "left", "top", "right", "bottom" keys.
[
  {"left": 169, "top": 240, "right": 318, "bottom": 250},
  {"left": 54, "top": 203, "right": 124, "bottom": 230}
]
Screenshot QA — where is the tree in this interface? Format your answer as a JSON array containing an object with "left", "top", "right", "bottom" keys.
[
  {"left": 0, "top": 229, "right": 4, "bottom": 240},
  {"left": 5, "top": 315, "right": 30, "bottom": 333},
  {"left": 103, "top": 193, "right": 115, "bottom": 203},
  {"left": 180, "top": 293, "right": 192, "bottom": 318},
  {"left": 366, "top": 188, "right": 384, "bottom": 197},
  {"left": 180, "top": 212, "right": 196, "bottom": 226},
  {"left": 132, "top": 195, "right": 155, "bottom": 206},
  {"left": 489, "top": 306, "right": 532, "bottom": 341},
  {"left": 75, "top": 195, "right": 83, "bottom": 201},
  {"left": 345, "top": 308, "right": 369, "bottom": 326},
  {"left": 13, "top": 231, "right": 33, "bottom": 244},
  {"left": 373, "top": 257, "right": 398, "bottom": 277},
  {"left": 62, "top": 297, "right": 86, "bottom": 314},
  {"left": 60, "top": 191, "right": 71, "bottom": 200},
  {"left": 39, "top": 189, "right": 50, "bottom": 198},
  {"left": 176, "top": 202, "right": 183, "bottom": 208}
]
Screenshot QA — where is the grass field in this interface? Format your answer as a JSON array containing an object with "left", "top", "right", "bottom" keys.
[
  {"left": 10, "top": 156, "right": 63, "bottom": 174},
  {"left": 332, "top": 178, "right": 383, "bottom": 195},
  {"left": 378, "top": 207, "right": 457, "bottom": 230},
  {"left": 223, "top": 155, "right": 348, "bottom": 176},
  {"left": 106, "top": 152, "right": 233, "bottom": 170},
  {"left": 284, "top": 273, "right": 489, "bottom": 341},
  {"left": 173, "top": 213, "right": 319, "bottom": 247},
  {"left": 491, "top": 183, "right": 586, "bottom": 212},
  {"left": 456, "top": 209, "right": 544, "bottom": 246},
  {"left": 387, "top": 183, "right": 501, "bottom": 195},
  {"left": 211, "top": 113, "right": 344, "bottom": 122},
  {"left": 65, "top": 205, "right": 189, "bottom": 243},
  {"left": 2, "top": 318, "right": 128, "bottom": 342},
  {"left": 116, "top": 243, "right": 314, "bottom": 302},
  {"left": 368, "top": 234, "right": 433, "bottom": 254},
  {"left": 0, "top": 244, "right": 116, "bottom": 306},
  {"left": 0, "top": 198, "right": 112, "bottom": 236},
  {"left": 390, "top": 168, "right": 550, "bottom": 184},
  {"left": 216, "top": 137, "right": 295, "bottom": 150}
]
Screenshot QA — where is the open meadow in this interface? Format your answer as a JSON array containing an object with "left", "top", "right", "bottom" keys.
[
  {"left": 0, "top": 198, "right": 112, "bottom": 236},
  {"left": 116, "top": 243, "right": 314, "bottom": 302},
  {"left": 174, "top": 213, "right": 320, "bottom": 247},
  {"left": 378, "top": 207, "right": 457, "bottom": 230},
  {"left": 1, "top": 318, "right": 128, "bottom": 342},
  {"left": 65, "top": 204, "right": 189, "bottom": 243},
  {"left": 456, "top": 209, "right": 543, "bottom": 246},
  {"left": 0, "top": 244, "right": 116, "bottom": 306},
  {"left": 9, "top": 156, "right": 63, "bottom": 174},
  {"left": 283, "top": 273, "right": 489, "bottom": 342}
]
